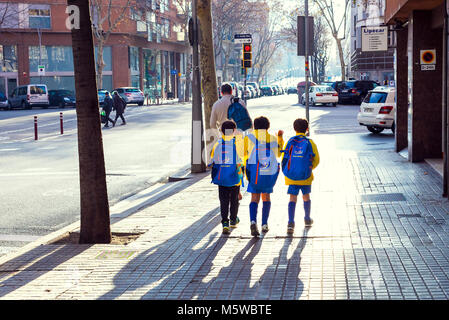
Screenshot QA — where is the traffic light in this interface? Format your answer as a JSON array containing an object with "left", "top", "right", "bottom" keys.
[{"left": 243, "top": 44, "right": 252, "bottom": 68}]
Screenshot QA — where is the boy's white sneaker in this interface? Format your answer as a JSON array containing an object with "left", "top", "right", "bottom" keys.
[{"left": 261, "top": 224, "right": 269, "bottom": 233}]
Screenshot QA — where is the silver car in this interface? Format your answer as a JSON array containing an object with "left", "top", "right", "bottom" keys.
[{"left": 113, "top": 87, "right": 145, "bottom": 106}]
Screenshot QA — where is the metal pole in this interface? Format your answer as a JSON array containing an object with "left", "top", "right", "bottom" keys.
[
  {"left": 191, "top": 0, "right": 206, "bottom": 173},
  {"left": 34, "top": 116, "right": 38, "bottom": 140},
  {"left": 38, "top": 28, "right": 42, "bottom": 83},
  {"left": 244, "top": 68, "right": 247, "bottom": 105},
  {"left": 60, "top": 112, "right": 64, "bottom": 135},
  {"left": 305, "top": 0, "right": 310, "bottom": 136}
]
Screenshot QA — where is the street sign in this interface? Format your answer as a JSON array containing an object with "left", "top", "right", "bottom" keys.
[
  {"left": 420, "top": 50, "right": 436, "bottom": 65},
  {"left": 171, "top": 69, "right": 178, "bottom": 75},
  {"left": 421, "top": 65, "right": 436, "bottom": 71},
  {"left": 361, "top": 26, "right": 388, "bottom": 52},
  {"left": 234, "top": 33, "right": 252, "bottom": 44},
  {"left": 297, "top": 16, "right": 314, "bottom": 56},
  {"left": 38, "top": 65, "right": 45, "bottom": 76}
]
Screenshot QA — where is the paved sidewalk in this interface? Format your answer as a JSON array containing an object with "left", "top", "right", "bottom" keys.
[{"left": 1, "top": 136, "right": 449, "bottom": 300}]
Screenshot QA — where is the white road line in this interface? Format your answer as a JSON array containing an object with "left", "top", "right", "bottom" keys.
[{"left": 0, "top": 148, "right": 19, "bottom": 152}]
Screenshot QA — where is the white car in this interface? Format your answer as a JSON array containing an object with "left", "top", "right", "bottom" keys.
[
  {"left": 357, "top": 87, "right": 396, "bottom": 134},
  {"left": 301, "top": 85, "right": 338, "bottom": 107}
]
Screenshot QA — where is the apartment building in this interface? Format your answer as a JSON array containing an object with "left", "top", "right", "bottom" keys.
[
  {"left": 0, "top": 0, "right": 191, "bottom": 101},
  {"left": 349, "top": 0, "right": 395, "bottom": 83}
]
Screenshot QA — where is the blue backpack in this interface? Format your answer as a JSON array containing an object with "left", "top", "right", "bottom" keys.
[
  {"left": 281, "top": 136, "right": 315, "bottom": 181},
  {"left": 227, "top": 98, "right": 252, "bottom": 131},
  {"left": 246, "top": 134, "right": 280, "bottom": 189},
  {"left": 211, "top": 138, "right": 243, "bottom": 187}
]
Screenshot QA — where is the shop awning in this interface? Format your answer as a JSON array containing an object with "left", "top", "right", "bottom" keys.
[{"left": 385, "top": 0, "right": 444, "bottom": 24}]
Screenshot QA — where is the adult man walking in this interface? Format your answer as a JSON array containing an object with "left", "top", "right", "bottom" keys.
[
  {"left": 210, "top": 83, "right": 247, "bottom": 134},
  {"left": 113, "top": 91, "right": 127, "bottom": 126},
  {"left": 102, "top": 92, "right": 115, "bottom": 128}
]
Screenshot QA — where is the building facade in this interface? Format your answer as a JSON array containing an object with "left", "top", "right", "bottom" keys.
[
  {"left": 350, "top": 0, "right": 395, "bottom": 83},
  {"left": 0, "top": 0, "right": 191, "bottom": 101},
  {"left": 385, "top": 0, "right": 449, "bottom": 196}
]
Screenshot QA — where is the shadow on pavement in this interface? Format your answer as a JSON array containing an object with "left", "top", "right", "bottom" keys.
[
  {"left": 0, "top": 244, "right": 92, "bottom": 298},
  {"left": 99, "top": 206, "right": 224, "bottom": 300}
]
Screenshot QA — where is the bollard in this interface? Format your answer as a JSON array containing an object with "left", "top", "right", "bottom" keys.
[
  {"left": 34, "top": 116, "right": 38, "bottom": 140},
  {"left": 60, "top": 112, "right": 64, "bottom": 135}
]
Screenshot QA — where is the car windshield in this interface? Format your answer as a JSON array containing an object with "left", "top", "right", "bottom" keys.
[
  {"left": 0, "top": 92, "right": 6, "bottom": 101},
  {"left": 342, "top": 82, "right": 356, "bottom": 89},
  {"left": 315, "top": 86, "right": 334, "bottom": 92},
  {"left": 125, "top": 88, "right": 139, "bottom": 92},
  {"left": 59, "top": 90, "right": 74, "bottom": 96},
  {"left": 30, "top": 86, "right": 46, "bottom": 94},
  {"left": 364, "top": 92, "right": 388, "bottom": 103}
]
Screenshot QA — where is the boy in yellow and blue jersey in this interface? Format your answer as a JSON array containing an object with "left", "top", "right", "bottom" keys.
[
  {"left": 282, "top": 118, "right": 320, "bottom": 234},
  {"left": 210, "top": 120, "right": 245, "bottom": 234},
  {"left": 244, "top": 116, "right": 284, "bottom": 237}
]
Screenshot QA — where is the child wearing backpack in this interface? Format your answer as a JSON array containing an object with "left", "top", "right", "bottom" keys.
[
  {"left": 245, "top": 116, "right": 284, "bottom": 237},
  {"left": 210, "top": 120, "right": 245, "bottom": 234},
  {"left": 281, "top": 118, "right": 320, "bottom": 234}
]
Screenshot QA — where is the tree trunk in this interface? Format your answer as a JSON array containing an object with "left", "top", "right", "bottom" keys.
[
  {"left": 68, "top": 0, "right": 111, "bottom": 244},
  {"left": 96, "top": 39, "right": 105, "bottom": 89},
  {"left": 197, "top": 0, "right": 218, "bottom": 131},
  {"left": 335, "top": 37, "right": 346, "bottom": 81}
]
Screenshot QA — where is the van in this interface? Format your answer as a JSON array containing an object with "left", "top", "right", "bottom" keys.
[{"left": 7, "top": 84, "right": 49, "bottom": 110}]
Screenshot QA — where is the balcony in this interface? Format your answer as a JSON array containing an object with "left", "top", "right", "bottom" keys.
[{"left": 351, "top": 48, "right": 395, "bottom": 71}]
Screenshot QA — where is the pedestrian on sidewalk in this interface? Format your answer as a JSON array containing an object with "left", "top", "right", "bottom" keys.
[
  {"left": 102, "top": 92, "right": 115, "bottom": 128},
  {"left": 210, "top": 83, "right": 250, "bottom": 200},
  {"left": 210, "top": 83, "right": 249, "bottom": 136},
  {"left": 113, "top": 91, "right": 127, "bottom": 126},
  {"left": 281, "top": 118, "right": 320, "bottom": 234},
  {"left": 245, "top": 116, "right": 284, "bottom": 237},
  {"left": 210, "top": 120, "right": 245, "bottom": 235}
]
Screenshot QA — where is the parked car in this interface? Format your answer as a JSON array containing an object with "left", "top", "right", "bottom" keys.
[
  {"left": 276, "top": 85, "right": 285, "bottom": 95},
  {"left": 337, "top": 80, "right": 378, "bottom": 105},
  {"left": 7, "top": 84, "right": 49, "bottom": 110},
  {"left": 113, "top": 87, "right": 145, "bottom": 106},
  {"left": 98, "top": 89, "right": 110, "bottom": 106},
  {"left": 247, "top": 86, "right": 256, "bottom": 99},
  {"left": 357, "top": 87, "right": 396, "bottom": 134},
  {"left": 287, "top": 87, "right": 297, "bottom": 94},
  {"left": 260, "top": 86, "right": 274, "bottom": 96},
  {"left": 301, "top": 85, "right": 338, "bottom": 107},
  {"left": 0, "top": 92, "right": 8, "bottom": 110},
  {"left": 270, "top": 85, "right": 279, "bottom": 95},
  {"left": 247, "top": 82, "right": 261, "bottom": 97},
  {"left": 49, "top": 89, "right": 76, "bottom": 108},
  {"left": 237, "top": 84, "right": 245, "bottom": 99}
]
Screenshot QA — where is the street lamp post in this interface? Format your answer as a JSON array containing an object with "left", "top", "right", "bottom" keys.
[
  {"left": 191, "top": 0, "right": 206, "bottom": 173},
  {"left": 305, "top": 0, "right": 310, "bottom": 135}
]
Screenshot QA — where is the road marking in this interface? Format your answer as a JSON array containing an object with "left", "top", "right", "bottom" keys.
[{"left": 0, "top": 148, "right": 19, "bottom": 152}]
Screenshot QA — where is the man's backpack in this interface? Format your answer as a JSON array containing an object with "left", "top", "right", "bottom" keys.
[
  {"left": 211, "top": 138, "right": 243, "bottom": 187},
  {"left": 281, "top": 136, "right": 315, "bottom": 181},
  {"left": 227, "top": 97, "right": 252, "bottom": 131},
  {"left": 246, "top": 134, "right": 280, "bottom": 189}
]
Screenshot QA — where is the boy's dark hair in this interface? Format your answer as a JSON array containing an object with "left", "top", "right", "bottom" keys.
[
  {"left": 254, "top": 116, "right": 270, "bottom": 130},
  {"left": 293, "top": 118, "right": 309, "bottom": 133},
  {"left": 221, "top": 83, "right": 232, "bottom": 95},
  {"left": 221, "top": 120, "right": 236, "bottom": 134}
]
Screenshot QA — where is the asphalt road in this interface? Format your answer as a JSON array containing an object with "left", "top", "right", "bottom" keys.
[{"left": 0, "top": 95, "right": 394, "bottom": 256}]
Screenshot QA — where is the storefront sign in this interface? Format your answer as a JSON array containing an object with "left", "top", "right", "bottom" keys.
[{"left": 361, "top": 26, "right": 388, "bottom": 52}]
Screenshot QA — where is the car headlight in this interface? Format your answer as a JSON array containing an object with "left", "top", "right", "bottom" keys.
[{"left": 64, "top": 97, "right": 70, "bottom": 102}]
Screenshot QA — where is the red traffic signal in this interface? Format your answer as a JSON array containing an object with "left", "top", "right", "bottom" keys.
[{"left": 243, "top": 44, "right": 252, "bottom": 52}]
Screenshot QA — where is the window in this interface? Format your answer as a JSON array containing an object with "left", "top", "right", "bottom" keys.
[
  {"left": 28, "top": 5, "right": 51, "bottom": 29},
  {"left": 0, "top": 3, "right": 20, "bottom": 29},
  {"left": 29, "top": 46, "right": 74, "bottom": 72},
  {"left": 160, "top": 0, "right": 169, "bottom": 13},
  {"left": 0, "top": 45, "right": 17, "bottom": 72},
  {"left": 18, "top": 87, "right": 26, "bottom": 95},
  {"left": 30, "top": 85, "right": 46, "bottom": 94},
  {"left": 364, "top": 92, "right": 387, "bottom": 104},
  {"left": 162, "top": 18, "right": 170, "bottom": 38}
]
